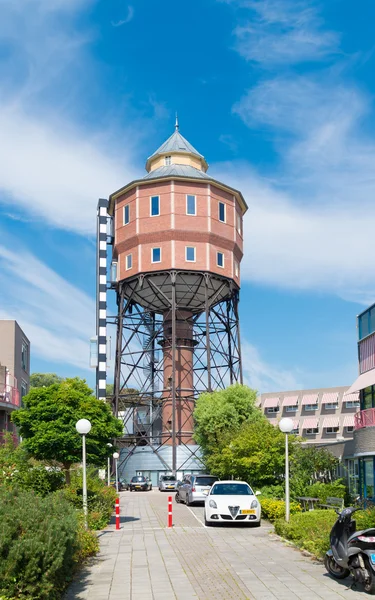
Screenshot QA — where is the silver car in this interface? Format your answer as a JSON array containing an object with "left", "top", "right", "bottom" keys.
[
  {"left": 176, "top": 474, "right": 218, "bottom": 505},
  {"left": 159, "top": 475, "right": 177, "bottom": 491}
]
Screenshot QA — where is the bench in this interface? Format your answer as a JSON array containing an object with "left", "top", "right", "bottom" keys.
[{"left": 318, "top": 496, "right": 344, "bottom": 510}]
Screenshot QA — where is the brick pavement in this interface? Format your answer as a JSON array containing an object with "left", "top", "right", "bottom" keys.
[{"left": 65, "top": 490, "right": 368, "bottom": 600}]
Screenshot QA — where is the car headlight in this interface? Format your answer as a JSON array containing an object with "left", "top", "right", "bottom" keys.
[
  {"left": 209, "top": 500, "right": 217, "bottom": 509},
  {"left": 251, "top": 499, "right": 258, "bottom": 509}
]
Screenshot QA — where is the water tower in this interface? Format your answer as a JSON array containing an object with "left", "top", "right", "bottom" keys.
[{"left": 95, "top": 120, "right": 248, "bottom": 481}]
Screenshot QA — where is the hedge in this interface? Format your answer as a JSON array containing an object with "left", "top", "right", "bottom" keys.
[{"left": 260, "top": 497, "right": 302, "bottom": 522}]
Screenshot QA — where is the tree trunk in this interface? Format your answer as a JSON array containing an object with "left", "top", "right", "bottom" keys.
[{"left": 63, "top": 462, "right": 72, "bottom": 485}]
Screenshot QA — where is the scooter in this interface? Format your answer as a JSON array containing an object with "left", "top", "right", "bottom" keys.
[{"left": 325, "top": 506, "right": 375, "bottom": 594}]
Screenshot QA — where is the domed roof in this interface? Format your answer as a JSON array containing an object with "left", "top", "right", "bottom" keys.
[
  {"left": 143, "top": 164, "right": 211, "bottom": 181},
  {"left": 145, "top": 118, "right": 208, "bottom": 172}
]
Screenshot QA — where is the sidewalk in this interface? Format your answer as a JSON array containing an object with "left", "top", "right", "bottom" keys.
[{"left": 65, "top": 490, "right": 367, "bottom": 600}]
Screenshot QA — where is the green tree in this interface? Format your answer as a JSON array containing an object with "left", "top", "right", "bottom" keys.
[
  {"left": 193, "top": 384, "right": 261, "bottom": 453},
  {"left": 30, "top": 373, "right": 63, "bottom": 388},
  {"left": 290, "top": 445, "right": 339, "bottom": 492},
  {"left": 12, "top": 378, "right": 123, "bottom": 484},
  {"left": 205, "top": 419, "right": 297, "bottom": 488}
]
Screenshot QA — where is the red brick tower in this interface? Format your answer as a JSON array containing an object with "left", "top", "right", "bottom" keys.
[{"left": 108, "top": 120, "right": 247, "bottom": 475}]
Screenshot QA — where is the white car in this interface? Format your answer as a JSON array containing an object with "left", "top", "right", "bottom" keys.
[{"left": 204, "top": 481, "right": 261, "bottom": 526}]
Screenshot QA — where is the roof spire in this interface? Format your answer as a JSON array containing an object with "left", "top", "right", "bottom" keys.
[{"left": 175, "top": 112, "right": 179, "bottom": 131}]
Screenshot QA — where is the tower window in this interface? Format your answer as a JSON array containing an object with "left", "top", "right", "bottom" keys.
[
  {"left": 152, "top": 247, "right": 161, "bottom": 263},
  {"left": 234, "top": 260, "right": 239, "bottom": 277},
  {"left": 165, "top": 156, "right": 171, "bottom": 166},
  {"left": 186, "top": 195, "right": 196, "bottom": 215},
  {"left": 126, "top": 254, "right": 132, "bottom": 270},
  {"left": 150, "top": 196, "right": 160, "bottom": 216},
  {"left": 217, "top": 252, "right": 224, "bottom": 268},
  {"left": 124, "top": 204, "right": 130, "bottom": 225},
  {"left": 219, "top": 202, "right": 226, "bottom": 223},
  {"left": 21, "top": 341, "right": 28, "bottom": 372},
  {"left": 236, "top": 212, "right": 241, "bottom": 234},
  {"left": 186, "top": 247, "right": 196, "bottom": 262}
]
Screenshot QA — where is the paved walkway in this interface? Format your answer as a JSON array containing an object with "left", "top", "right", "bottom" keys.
[{"left": 65, "top": 490, "right": 367, "bottom": 600}]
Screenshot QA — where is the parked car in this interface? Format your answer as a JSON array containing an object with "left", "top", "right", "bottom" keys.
[
  {"left": 204, "top": 481, "right": 261, "bottom": 526},
  {"left": 159, "top": 475, "right": 177, "bottom": 491},
  {"left": 110, "top": 478, "right": 128, "bottom": 491},
  {"left": 176, "top": 474, "right": 218, "bottom": 505},
  {"left": 129, "top": 475, "right": 152, "bottom": 492}
]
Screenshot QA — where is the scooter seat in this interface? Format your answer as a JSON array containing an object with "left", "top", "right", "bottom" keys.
[{"left": 349, "top": 528, "right": 375, "bottom": 543}]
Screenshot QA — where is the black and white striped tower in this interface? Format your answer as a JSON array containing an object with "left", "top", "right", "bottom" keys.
[{"left": 96, "top": 198, "right": 108, "bottom": 399}]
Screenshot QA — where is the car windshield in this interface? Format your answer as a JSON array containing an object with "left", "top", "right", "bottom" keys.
[
  {"left": 195, "top": 476, "right": 217, "bottom": 486},
  {"left": 131, "top": 476, "right": 146, "bottom": 482},
  {"left": 162, "top": 476, "right": 175, "bottom": 481},
  {"left": 211, "top": 483, "right": 253, "bottom": 496}
]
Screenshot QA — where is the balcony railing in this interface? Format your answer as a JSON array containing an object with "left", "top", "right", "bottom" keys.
[
  {"left": 0, "top": 384, "right": 20, "bottom": 408},
  {"left": 354, "top": 408, "right": 375, "bottom": 430}
]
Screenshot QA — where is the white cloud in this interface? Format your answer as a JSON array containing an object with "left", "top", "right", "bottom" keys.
[
  {"left": 230, "top": 0, "right": 339, "bottom": 65},
  {"left": 0, "top": 243, "right": 95, "bottom": 370},
  {"left": 241, "top": 340, "right": 301, "bottom": 392},
  {"left": 111, "top": 6, "right": 134, "bottom": 27}
]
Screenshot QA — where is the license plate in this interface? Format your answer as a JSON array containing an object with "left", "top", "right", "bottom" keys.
[
  {"left": 202, "top": 490, "right": 209, "bottom": 495},
  {"left": 136, "top": 486, "right": 141, "bottom": 489},
  {"left": 241, "top": 509, "right": 256, "bottom": 514}
]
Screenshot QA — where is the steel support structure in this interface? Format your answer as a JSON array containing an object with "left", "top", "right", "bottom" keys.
[{"left": 110, "top": 270, "right": 242, "bottom": 473}]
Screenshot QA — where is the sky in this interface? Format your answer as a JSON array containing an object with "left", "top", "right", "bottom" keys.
[{"left": 0, "top": 0, "right": 374, "bottom": 393}]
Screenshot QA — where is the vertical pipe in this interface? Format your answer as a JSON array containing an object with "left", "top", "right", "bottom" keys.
[
  {"left": 82, "top": 435, "right": 88, "bottom": 529},
  {"left": 285, "top": 433, "right": 290, "bottom": 522},
  {"left": 171, "top": 279, "right": 177, "bottom": 476},
  {"left": 113, "top": 286, "right": 124, "bottom": 418},
  {"left": 227, "top": 299, "right": 233, "bottom": 386},
  {"left": 205, "top": 276, "right": 212, "bottom": 392},
  {"left": 115, "top": 458, "right": 119, "bottom": 494},
  {"left": 107, "top": 456, "right": 110, "bottom": 487},
  {"left": 234, "top": 291, "right": 243, "bottom": 385},
  {"left": 96, "top": 199, "right": 108, "bottom": 400}
]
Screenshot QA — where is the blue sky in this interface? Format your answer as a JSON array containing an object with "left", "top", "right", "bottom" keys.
[{"left": 1, "top": 0, "right": 374, "bottom": 393}]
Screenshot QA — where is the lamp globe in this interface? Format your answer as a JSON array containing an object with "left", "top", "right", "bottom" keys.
[
  {"left": 113, "top": 452, "right": 120, "bottom": 459},
  {"left": 75, "top": 419, "right": 92, "bottom": 435},
  {"left": 279, "top": 418, "right": 294, "bottom": 434}
]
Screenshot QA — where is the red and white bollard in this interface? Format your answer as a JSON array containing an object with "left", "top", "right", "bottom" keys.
[
  {"left": 168, "top": 495, "right": 173, "bottom": 528},
  {"left": 115, "top": 497, "right": 120, "bottom": 530}
]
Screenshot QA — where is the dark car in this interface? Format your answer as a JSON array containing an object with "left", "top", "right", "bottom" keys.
[
  {"left": 129, "top": 475, "right": 152, "bottom": 492},
  {"left": 110, "top": 478, "right": 128, "bottom": 491}
]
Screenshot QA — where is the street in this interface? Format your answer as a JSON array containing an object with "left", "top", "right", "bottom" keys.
[{"left": 66, "top": 489, "right": 367, "bottom": 600}]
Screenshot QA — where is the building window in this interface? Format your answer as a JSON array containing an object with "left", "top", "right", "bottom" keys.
[
  {"left": 124, "top": 204, "right": 130, "bottom": 225},
  {"left": 345, "top": 400, "right": 360, "bottom": 409},
  {"left": 236, "top": 212, "right": 242, "bottom": 235},
  {"left": 305, "top": 428, "right": 319, "bottom": 435},
  {"left": 361, "top": 386, "right": 375, "bottom": 410},
  {"left": 21, "top": 341, "right": 28, "bottom": 372},
  {"left": 217, "top": 252, "right": 224, "bottom": 268},
  {"left": 286, "top": 405, "right": 297, "bottom": 412},
  {"left": 186, "top": 247, "right": 196, "bottom": 262},
  {"left": 110, "top": 262, "right": 118, "bottom": 282},
  {"left": 152, "top": 247, "right": 161, "bottom": 263},
  {"left": 21, "top": 380, "right": 27, "bottom": 399},
  {"left": 291, "top": 427, "right": 299, "bottom": 435},
  {"left": 186, "top": 195, "right": 196, "bottom": 215},
  {"left": 305, "top": 404, "right": 318, "bottom": 411},
  {"left": 126, "top": 254, "right": 132, "bottom": 270},
  {"left": 325, "top": 403, "right": 338, "bottom": 410},
  {"left": 234, "top": 260, "right": 239, "bottom": 277},
  {"left": 150, "top": 196, "right": 160, "bottom": 216},
  {"left": 346, "top": 426, "right": 354, "bottom": 433},
  {"left": 267, "top": 406, "right": 279, "bottom": 414},
  {"left": 165, "top": 156, "right": 171, "bottom": 166},
  {"left": 218, "top": 202, "right": 226, "bottom": 223},
  {"left": 325, "top": 426, "right": 339, "bottom": 434}
]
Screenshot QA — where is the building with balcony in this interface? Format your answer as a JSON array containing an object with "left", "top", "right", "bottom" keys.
[
  {"left": 260, "top": 386, "right": 359, "bottom": 443},
  {"left": 0, "top": 320, "right": 30, "bottom": 442},
  {"left": 343, "top": 303, "right": 375, "bottom": 500}
]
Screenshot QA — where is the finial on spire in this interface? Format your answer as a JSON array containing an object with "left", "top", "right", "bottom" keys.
[{"left": 175, "top": 112, "right": 179, "bottom": 131}]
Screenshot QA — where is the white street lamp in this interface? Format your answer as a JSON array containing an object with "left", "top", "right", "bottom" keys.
[
  {"left": 279, "top": 418, "right": 294, "bottom": 523},
  {"left": 106, "top": 443, "right": 112, "bottom": 487},
  {"left": 113, "top": 452, "right": 120, "bottom": 494},
  {"left": 75, "top": 419, "right": 92, "bottom": 529}
]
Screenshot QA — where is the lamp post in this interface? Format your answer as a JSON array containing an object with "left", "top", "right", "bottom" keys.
[
  {"left": 113, "top": 452, "right": 119, "bottom": 494},
  {"left": 106, "top": 443, "right": 112, "bottom": 486},
  {"left": 75, "top": 418, "right": 92, "bottom": 529},
  {"left": 279, "top": 418, "right": 294, "bottom": 523}
]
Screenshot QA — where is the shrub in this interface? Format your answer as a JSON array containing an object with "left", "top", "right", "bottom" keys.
[
  {"left": 259, "top": 484, "right": 285, "bottom": 499},
  {"left": 0, "top": 488, "right": 79, "bottom": 599},
  {"left": 274, "top": 509, "right": 337, "bottom": 557},
  {"left": 305, "top": 480, "right": 346, "bottom": 503},
  {"left": 260, "top": 498, "right": 302, "bottom": 522},
  {"left": 74, "top": 518, "right": 99, "bottom": 563},
  {"left": 15, "top": 466, "right": 65, "bottom": 497}
]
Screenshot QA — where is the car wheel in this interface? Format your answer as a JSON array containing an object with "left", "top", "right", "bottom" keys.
[
  {"left": 185, "top": 494, "right": 190, "bottom": 506},
  {"left": 252, "top": 520, "right": 261, "bottom": 528},
  {"left": 175, "top": 491, "right": 181, "bottom": 503}
]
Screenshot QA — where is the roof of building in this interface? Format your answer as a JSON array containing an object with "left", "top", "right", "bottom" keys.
[
  {"left": 148, "top": 129, "right": 204, "bottom": 161},
  {"left": 142, "top": 164, "right": 211, "bottom": 181}
]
